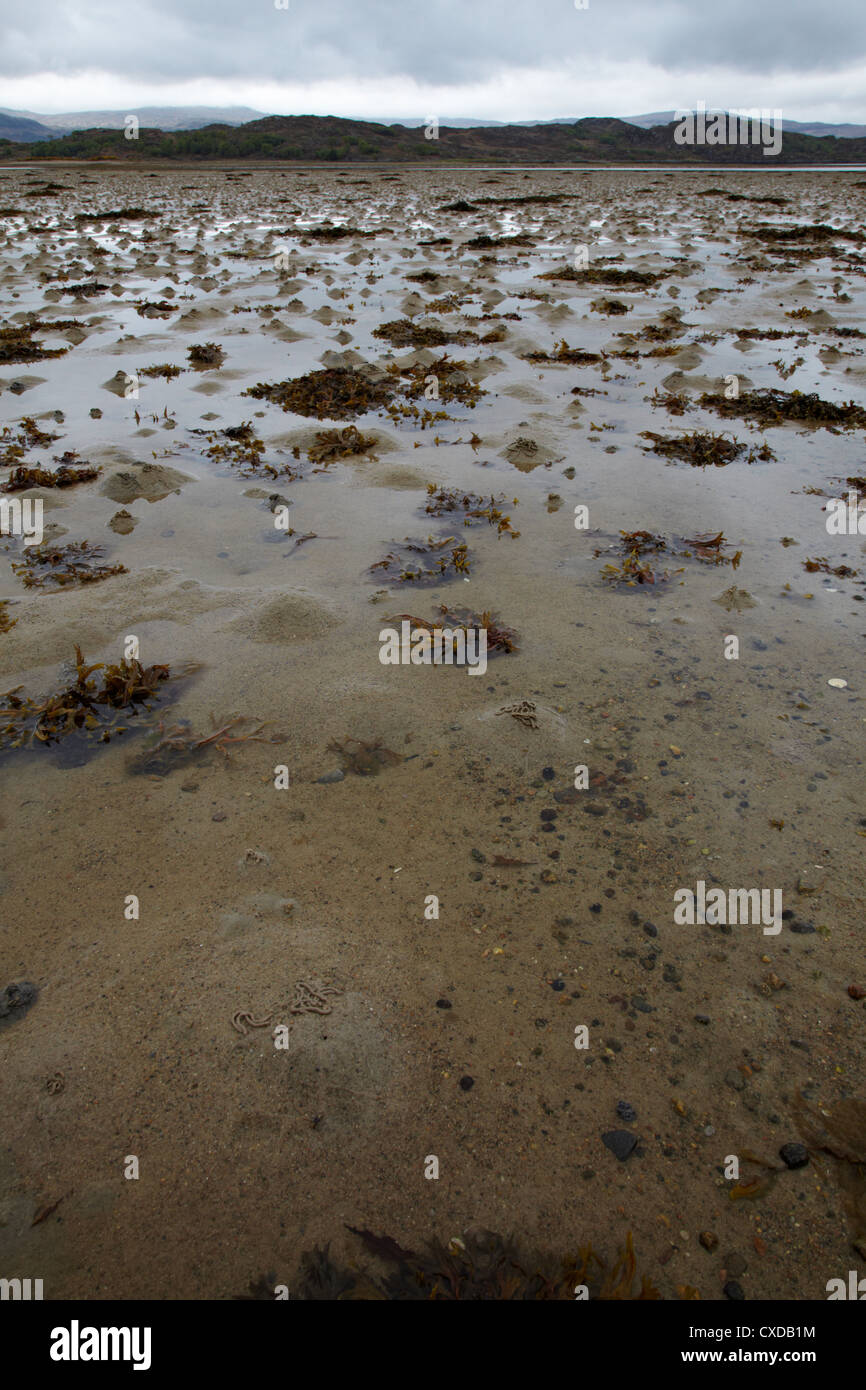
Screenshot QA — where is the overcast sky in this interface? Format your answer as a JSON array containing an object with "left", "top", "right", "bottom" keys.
[{"left": 2, "top": 0, "right": 864, "bottom": 121}]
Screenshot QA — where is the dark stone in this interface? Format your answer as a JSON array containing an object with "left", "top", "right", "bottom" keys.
[
  {"left": 616, "top": 1100, "right": 636, "bottom": 1122},
  {"left": 723, "top": 1281, "right": 745, "bottom": 1301},
  {"left": 0, "top": 981, "right": 38, "bottom": 1029},
  {"left": 551, "top": 979, "right": 565, "bottom": 992},
  {"left": 459, "top": 1075, "right": 474, "bottom": 1091},
  {"left": 602, "top": 1129, "right": 638, "bottom": 1161},
  {"left": 542, "top": 767, "right": 555, "bottom": 781},
  {"left": 789, "top": 920, "right": 816, "bottom": 934},
  {"left": 779, "top": 1142, "right": 809, "bottom": 1170},
  {"left": 470, "top": 848, "right": 486, "bottom": 863},
  {"left": 435, "top": 998, "right": 452, "bottom": 1009},
  {"left": 540, "top": 808, "right": 557, "bottom": 821}
]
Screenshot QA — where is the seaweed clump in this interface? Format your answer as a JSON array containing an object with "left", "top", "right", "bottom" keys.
[
  {"left": 203, "top": 423, "right": 297, "bottom": 479},
  {"left": 538, "top": 264, "right": 663, "bottom": 287},
  {"left": 326, "top": 737, "right": 402, "bottom": 777},
  {"left": 372, "top": 318, "right": 479, "bottom": 348},
  {"left": 1, "top": 417, "right": 61, "bottom": 466},
  {"left": 56, "top": 282, "right": 108, "bottom": 298},
  {"left": 597, "top": 530, "right": 741, "bottom": 586},
  {"left": 524, "top": 339, "right": 602, "bottom": 365},
  {"left": 591, "top": 298, "right": 630, "bottom": 315},
  {"left": 389, "top": 606, "right": 518, "bottom": 655},
  {"left": 288, "top": 1226, "right": 659, "bottom": 1300},
  {"left": 424, "top": 484, "right": 519, "bottom": 537},
  {"left": 435, "top": 604, "right": 518, "bottom": 653},
  {"left": 598, "top": 530, "right": 673, "bottom": 586},
  {"left": 308, "top": 425, "right": 377, "bottom": 464},
  {"left": 699, "top": 388, "right": 866, "bottom": 431},
  {"left": 744, "top": 222, "right": 863, "bottom": 246},
  {"left": 139, "top": 363, "right": 183, "bottom": 379},
  {"left": 11, "top": 541, "right": 127, "bottom": 590},
  {"left": 3, "top": 460, "right": 101, "bottom": 492},
  {"left": 639, "top": 430, "right": 774, "bottom": 466},
  {"left": 371, "top": 536, "right": 471, "bottom": 583},
  {"left": 0, "top": 646, "right": 173, "bottom": 753},
  {"left": 0, "top": 326, "right": 67, "bottom": 365},
  {"left": 187, "top": 342, "right": 224, "bottom": 367},
  {"left": 126, "top": 713, "right": 272, "bottom": 776},
  {"left": 387, "top": 355, "right": 485, "bottom": 408},
  {"left": 301, "top": 225, "right": 375, "bottom": 240},
  {"left": 803, "top": 557, "right": 859, "bottom": 578},
  {"left": 245, "top": 366, "right": 395, "bottom": 420}
]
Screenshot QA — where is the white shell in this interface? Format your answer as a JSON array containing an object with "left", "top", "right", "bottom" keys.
[{"left": 827, "top": 678, "right": 848, "bottom": 688}]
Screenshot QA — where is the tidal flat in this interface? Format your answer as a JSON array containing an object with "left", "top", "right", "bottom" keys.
[{"left": 0, "top": 165, "right": 864, "bottom": 1299}]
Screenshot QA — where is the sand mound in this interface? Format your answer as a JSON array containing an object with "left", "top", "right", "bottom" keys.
[
  {"left": 101, "top": 463, "right": 194, "bottom": 504},
  {"left": 237, "top": 593, "right": 340, "bottom": 644}
]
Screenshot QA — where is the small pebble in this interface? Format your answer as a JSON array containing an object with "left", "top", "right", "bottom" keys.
[
  {"left": 602, "top": 1129, "right": 637, "bottom": 1161},
  {"left": 779, "top": 1142, "right": 809, "bottom": 1170},
  {"left": 459, "top": 1075, "right": 474, "bottom": 1091}
]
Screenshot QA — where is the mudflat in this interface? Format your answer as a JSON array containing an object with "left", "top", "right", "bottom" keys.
[{"left": 0, "top": 165, "right": 863, "bottom": 1299}]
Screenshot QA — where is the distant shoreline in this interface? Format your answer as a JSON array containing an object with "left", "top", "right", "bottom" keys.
[{"left": 3, "top": 159, "right": 866, "bottom": 171}]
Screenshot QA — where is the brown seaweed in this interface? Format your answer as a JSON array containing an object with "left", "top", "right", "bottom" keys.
[
  {"left": 524, "top": 339, "right": 602, "bottom": 365},
  {"left": 372, "top": 318, "right": 479, "bottom": 348},
  {"left": 0, "top": 646, "right": 183, "bottom": 755},
  {"left": 11, "top": 541, "right": 127, "bottom": 590},
  {"left": 287, "top": 1226, "right": 660, "bottom": 1300},
  {"left": 537, "top": 264, "right": 664, "bottom": 287},
  {"left": 307, "top": 425, "right": 378, "bottom": 464},
  {"left": 423, "top": 484, "right": 519, "bottom": 537},
  {"left": 139, "top": 363, "right": 184, "bottom": 379},
  {"left": 326, "top": 737, "right": 402, "bottom": 777},
  {"left": 187, "top": 342, "right": 224, "bottom": 367},
  {"left": 245, "top": 366, "right": 395, "bottom": 420},
  {"left": 639, "top": 430, "right": 774, "bottom": 466},
  {"left": 700, "top": 387, "right": 866, "bottom": 430},
  {"left": 126, "top": 712, "right": 272, "bottom": 776},
  {"left": 803, "top": 557, "right": 859, "bottom": 578},
  {"left": 371, "top": 535, "right": 471, "bottom": 583},
  {"left": 3, "top": 461, "right": 101, "bottom": 492},
  {"left": 0, "top": 325, "right": 67, "bottom": 365}
]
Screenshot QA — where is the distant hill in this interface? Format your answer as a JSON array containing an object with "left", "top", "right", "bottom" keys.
[
  {"left": 0, "top": 105, "right": 266, "bottom": 133},
  {"left": 2, "top": 113, "right": 866, "bottom": 164},
  {"left": 0, "top": 110, "right": 65, "bottom": 142},
  {"left": 623, "top": 111, "right": 866, "bottom": 139}
]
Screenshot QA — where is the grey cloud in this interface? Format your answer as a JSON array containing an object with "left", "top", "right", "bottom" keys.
[{"left": 1, "top": 0, "right": 864, "bottom": 87}]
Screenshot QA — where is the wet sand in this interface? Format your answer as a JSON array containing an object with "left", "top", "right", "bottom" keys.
[{"left": 0, "top": 165, "right": 864, "bottom": 1299}]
